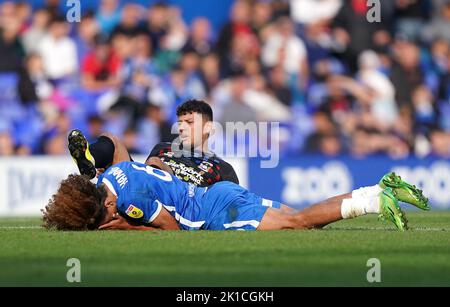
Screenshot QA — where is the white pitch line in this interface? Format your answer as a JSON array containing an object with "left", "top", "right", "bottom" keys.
[
  {"left": 412, "top": 227, "right": 449, "bottom": 231},
  {"left": 0, "top": 226, "right": 447, "bottom": 231},
  {"left": 327, "top": 227, "right": 448, "bottom": 231},
  {"left": 0, "top": 226, "right": 42, "bottom": 229}
]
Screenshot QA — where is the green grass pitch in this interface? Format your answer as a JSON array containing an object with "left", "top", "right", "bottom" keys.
[{"left": 0, "top": 212, "right": 449, "bottom": 286}]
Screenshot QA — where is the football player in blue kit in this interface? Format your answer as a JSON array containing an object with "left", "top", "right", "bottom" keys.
[
  {"left": 97, "top": 161, "right": 288, "bottom": 231},
  {"left": 43, "top": 159, "right": 430, "bottom": 232}
]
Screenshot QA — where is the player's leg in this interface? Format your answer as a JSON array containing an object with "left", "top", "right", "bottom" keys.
[
  {"left": 68, "top": 130, "right": 132, "bottom": 178},
  {"left": 350, "top": 174, "right": 429, "bottom": 210},
  {"left": 259, "top": 188, "right": 408, "bottom": 231},
  {"left": 258, "top": 195, "right": 344, "bottom": 230},
  {"left": 68, "top": 130, "right": 98, "bottom": 179},
  {"left": 379, "top": 172, "right": 430, "bottom": 210},
  {"left": 276, "top": 193, "right": 352, "bottom": 217},
  {"left": 100, "top": 132, "right": 133, "bottom": 165},
  {"left": 279, "top": 204, "right": 299, "bottom": 214},
  {"left": 201, "top": 174, "right": 425, "bottom": 231}
]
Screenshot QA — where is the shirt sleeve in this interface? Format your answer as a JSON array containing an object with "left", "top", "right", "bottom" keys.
[{"left": 118, "top": 192, "right": 163, "bottom": 224}]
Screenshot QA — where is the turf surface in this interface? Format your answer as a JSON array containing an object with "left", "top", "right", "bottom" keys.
[{"left": 0, "top": 212, "right": 449, "bottom": 286}]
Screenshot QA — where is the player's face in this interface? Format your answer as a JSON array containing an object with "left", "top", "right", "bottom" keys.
[{"left": 177, "top": 112, "right": 210, "bottom": 150}]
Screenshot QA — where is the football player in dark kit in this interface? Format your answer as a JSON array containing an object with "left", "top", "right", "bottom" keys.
[{"left": 68, "top": 99, "right": 239, "bottom": 187}]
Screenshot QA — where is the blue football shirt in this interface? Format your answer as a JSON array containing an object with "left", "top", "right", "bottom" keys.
[{"left": 97, "top": 161, "right": 207, "bottom": 229}]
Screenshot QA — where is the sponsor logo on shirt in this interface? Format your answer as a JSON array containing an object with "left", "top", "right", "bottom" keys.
[
  {"left": 165, "top": 160, "right": 205, "bottom": 186},
  {"left": 125, "top": 204, "right": 143, "bottom": 219}
]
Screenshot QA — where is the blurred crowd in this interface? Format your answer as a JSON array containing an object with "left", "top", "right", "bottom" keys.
[{"left": 0, "top": 0, "right": 449, "bottom": 158}]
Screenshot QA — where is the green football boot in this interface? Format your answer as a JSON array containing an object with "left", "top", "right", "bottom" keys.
[
  {"left": 379, "top": 187, "right": 408, "bottom": 231},
  {"left": 379, "top": 172, "right": 430, "bottom": 211},
  {"left": 68, "top": 129, "right": 96, "bottom": 179}
]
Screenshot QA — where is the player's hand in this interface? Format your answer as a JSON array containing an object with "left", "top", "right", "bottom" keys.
[{"left": 98, "top": 214, "right": 133, "bottom": 230}]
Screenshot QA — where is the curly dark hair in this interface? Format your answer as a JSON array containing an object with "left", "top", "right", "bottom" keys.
[
  {"left": 42, "top": 174, "right": 107, "bottom": 231},
  {"left": 176, "top": 99, "right": 213, "bottom": 122}
]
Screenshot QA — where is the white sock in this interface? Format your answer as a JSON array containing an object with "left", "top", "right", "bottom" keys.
[
  {"left": 352, "top": 185, "right": 382, "bottom": 199},
  {"left": 341, "top": 197, "right": 380, "bottom": 219}
]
